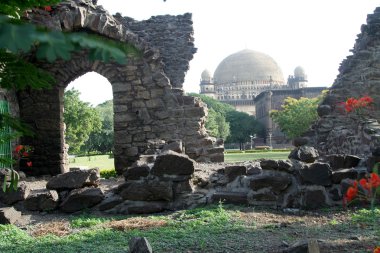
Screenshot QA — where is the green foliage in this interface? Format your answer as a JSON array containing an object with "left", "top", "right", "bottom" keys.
[
  {"left": 206, "top": 108, "right": 230, "bottom": 139},
  {"left": 0, "top": 50, "right": 54, "bottom": 90},
  {"left": 85, "top": 100, "right": 114, "bottom": 154},
  {"left": 99, "top": 168, "right": 117, "bottom": 179},
  {"left": 64, "top": 88, "right": 102, "bottom": 154},
  {"left": 70, "top": 215, "right": 109, "bottom": 228},
  {"left": 270, "top": 96, "right": 322, "bottom": 139},
  {"left": 226, "top": 110, "right": 264, "bottom": 147}
]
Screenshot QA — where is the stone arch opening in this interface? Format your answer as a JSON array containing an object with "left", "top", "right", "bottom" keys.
[{"left": 64, "top": 72, "right": 114, "bottom": 158}]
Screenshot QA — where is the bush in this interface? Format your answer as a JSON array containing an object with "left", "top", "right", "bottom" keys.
[{"left": 100, "top": 168, "right": 117, "bottom": 179}]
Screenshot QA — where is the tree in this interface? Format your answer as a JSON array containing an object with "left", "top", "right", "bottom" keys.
[
  {"left": 85, "top": 100, "right": 114, "bottom": 154},
  {"left": 206, "top": 108, "right": 230, "bottom": 139},
  {"left": 64, "top": 88, "right": 102, "bottom": 154},
  {"left": 226, "top": 110, "right": 264, "bottom": 150},
  {"left": 270, "top": 95, "right": 323, "bottom": 139}
]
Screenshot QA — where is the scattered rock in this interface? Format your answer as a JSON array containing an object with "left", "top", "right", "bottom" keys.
[
  {"left": 298, "top": 163, "right": 332, "bottom": 186},
  {"left": 129, "top": 237, "right": 153, "bottom": 253},
  {"left": 47, "top": 168, "right": 100, "bottom": 191},
  {"left": 0, "top": 207, "right": 21, "bottom": 224},
  {"left": 151, "top": 151, "right": 195, "bottom": 176},
  {"left": 288, "top": 146, "right": 319, "bottom": 163},
  {"left": 162, "top": 139, "right": 183, "bottom": 153},
  {"left": 98, "top": 194, "right": 124, "bottom": 211},
  {"left": 118, "top": 181, "right": 173, "bottom": 201},
  {"left": 249, "top": 173, "right": 292, "bottom": 193},
  {"left": 123, "top": 162, "right": 150, "bottom": 181},
  {"left": 301, "top": 187, "right": 329, "bottom": 210},
  {"left": 292, "top": 137, "right": 309, "bottom": 147},
  {"left": 317, "top": 104, "right": 332, "bottom": 117},
  {"left": 60, "top": 187, "right": 104, "bottom": 213},
  {"left": 0, "top": 182, "right": 30, "bottom": 205},
  {"left": 331, "top": 168, "right": 358, "bottom": 184},
  {"left": 24, "top": 189, "right": 59, "bottom": 211}
]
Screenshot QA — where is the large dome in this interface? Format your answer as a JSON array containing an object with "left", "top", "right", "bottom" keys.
[{"left": 213, "top": 49, "right": 285, "bottom": 84}]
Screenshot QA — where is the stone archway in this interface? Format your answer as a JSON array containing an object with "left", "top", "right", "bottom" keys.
[{"left": 18, "top": 0, "right": 224, "bottom": 175}]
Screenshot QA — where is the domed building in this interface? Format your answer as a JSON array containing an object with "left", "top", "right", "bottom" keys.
[
  {"left": 200, "top": 49, "right": 288, "bottom": 115},
  {"left": 200, "top": 49, "right": 326, "bottom": 146}
]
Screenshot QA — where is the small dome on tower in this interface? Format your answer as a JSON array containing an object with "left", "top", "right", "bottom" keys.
[
  {"left": 201, "top": 69, "right": 212, "bottom": 81},
  {"left": 294, "top": 66, "right": 306, "bottom": 78}
]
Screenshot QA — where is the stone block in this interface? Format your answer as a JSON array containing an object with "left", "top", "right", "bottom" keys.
[
  {"left": 123, "top": 163, "right": 150, "bottom": 180},
  {"left": 331, "top": 168, "right": 358, "bottom": 184},
  {"left": 151, "top": 150, "right": 195, "bottom": 176},
  {"left": 260, "top": 159, "right": 293, "bottom": 172},
  {"left": 0, "top": 182, "right": 30, "bottom": 205},
  {"left": 298, "top": 163, "right": 332, "bottom": 186},
  {"left": 98, "top": 195, "right": 123, "bottom": 211},
  {"left": 301, "top": 187, "right": 329, "bottom": 210},
  {"left": 288, "top": 146, "right": 319, "bottom": 163},
  {"left": 24, "top": 189, "right": 59, "bottom": 211},
  {"left": 173, "top": 180, "right": 193, "bottom": 196},
  {"left": 119, "top": 181, "right": 173, "bottom": 201},
  {"left": 60, "top": 187, "right": 105, "bottom": 213},
  {"left": 249, "top": 173, "right": 292, "bottom": 193},
  {"left": 224, "top": 165, "right": 247, "bottom": 182},
  {"left": 47, "top": 168, "right": 100, "bottom": 191}
]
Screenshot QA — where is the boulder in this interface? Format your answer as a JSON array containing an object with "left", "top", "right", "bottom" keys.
[
  {"left": 151, "top": 151, "right": 195, "bottom": 176},
  {"left": 98, "top": 195, "right": 123, "bottom": 211},
  {"left": 331, "top": 168, "right": 358, "bottom": 184},
  {"left": 260, "top": 159, "right": 293, "bottom": 172},
  {"left": 47, "top": 168, "right": 100, "bottom": 191},
  {"left": 301, "top": 187, "right": 329, "bottom": 210},
  {"left": 0, "top": 182, "right": 30, "bottom": 205},
  {"left": 247, "top": 162, "right": 262, "bottom": 175},
  {"left": 123, "top": 162, "right": 150, "bottom": 181},
  {"left": 60, "top": 187, "right": 104, "bottom": 213},
  {"left": 323, "top": 154, "right": 361, "bottom": 170},
  {"left": 298, "top": 163, "right": 332, "bottom": 186},
  {"left": 317, "top": 104, "right": 332, "bottom": 117},
  {"left": 0, "top": 207, "right": 21, "bottom": 224},
  {"left": 288, "top": 146, "right": 319, "bottom": 163},
  {"left": 249, "top": 173, "right": 292, "bottom": 193},
  {"left": 224, "top": 165, "right": 247, "bottom": 182},
  {"left": 118, "top": 180, "right": 173, "bottom": 201},
  {"left": 129, "top": 237, "right": 153, "bottom": 253},
  {"left": 24, "top": 189, "right": 59, "bottom": 211}
]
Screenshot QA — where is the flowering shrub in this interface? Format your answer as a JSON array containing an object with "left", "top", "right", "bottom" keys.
[
  {"left": 374, "top": 246, "right": 380, "bottom": 253},
  {"left": 14, "top": 145, "right": 33, "bottom": 168},
  {"left": 340, "top": 95, "right": 374, "bottom": 115},
  {"left": 345, "top": 171, "right": 380, "bottom": 208}
]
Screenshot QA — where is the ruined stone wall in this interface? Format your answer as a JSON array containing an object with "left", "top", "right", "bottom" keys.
[
  {"left": 17, "top": 0, "right": 223, "bottom": 176},
  {"left": 307, "top": 7, "right": 380, "bottom": 156},
  {"left": 116, "top": 13, "right": 196, "bottom": 89}
]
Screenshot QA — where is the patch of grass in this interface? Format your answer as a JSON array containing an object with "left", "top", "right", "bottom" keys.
[
  {"left": 351, "top": 208, "right": 380, "bottom": 225},
  {"left": 224, "top": 151, "right": 290, "bottom": 162},
  {"left": 70, "top": 215, "right": 111, "bottom": 228},
  {"left": 69, "top": 155, "right": 114, "bottom": 170}
]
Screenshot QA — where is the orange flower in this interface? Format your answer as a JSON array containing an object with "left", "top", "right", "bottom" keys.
[
  {"left": 15, "top": 145, "right": 23, "bottom": 153},
  {"left": 370, "top": 173, "right": 380, "bottom": 188},
  {"left": 22, "top": 151, "right": 29, "bottom": 157},
  {"left": 44, "top": 6, "right": 52, "bottom": 11},
  {"left": 374, "top": 246, "right": 380, "bottom": 253},
  {"left": 346, "top": 186, "right": 358, "bottom": 202},
  {"left": 359, "top": 178, "right": 370, "bottom": 190},
  {"left": 26, "top": 161, "right": 32, "bottom": 167}
]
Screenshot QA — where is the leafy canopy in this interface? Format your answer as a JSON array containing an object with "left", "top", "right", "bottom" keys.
[
  {"left": 64, "top": 88, "right": 102, "bottom": 154},
  {"left": 270, "top": 95, "right": 324, "bottom": 139}
]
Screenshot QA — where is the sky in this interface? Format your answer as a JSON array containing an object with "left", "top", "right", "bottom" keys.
[{"left": 67, "top": 0, "right": 380, "bottom": 106}]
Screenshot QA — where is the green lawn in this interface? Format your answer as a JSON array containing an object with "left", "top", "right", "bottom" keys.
[
  {"left": 69, "top": 155, "right": 114, "bottom": 170},
  {"left": 224, "top": 151, "right": 290, "bottom": 163},
  {"left": 68, "top": 151, "right": 290, "bottom": 170},
  {"left": 0, "top": 206, "right": 378, "bottom": 252}
]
